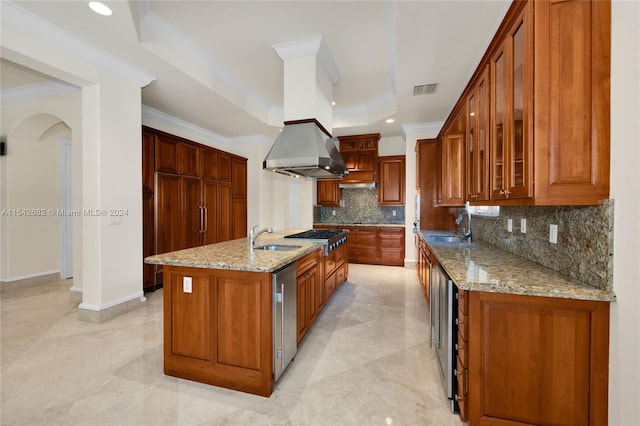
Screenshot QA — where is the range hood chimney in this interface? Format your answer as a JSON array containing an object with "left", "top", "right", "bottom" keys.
[{"left": 263, "top": 36, "right": 347, "bottom": 179}]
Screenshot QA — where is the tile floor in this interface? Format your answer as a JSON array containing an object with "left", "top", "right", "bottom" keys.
[{"left": 1, "top": 264, "right": 465, "bottom": 426}]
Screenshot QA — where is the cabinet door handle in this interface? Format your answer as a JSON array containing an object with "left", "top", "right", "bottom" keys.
[
  {"left": 199, "top": 206, "right": 204, "bottom": 233},
  {"left": 203, "top": 206, "right": 208, "bottom": 232}
]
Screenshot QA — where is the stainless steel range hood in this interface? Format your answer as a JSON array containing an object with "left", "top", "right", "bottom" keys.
[{"left": 263, "top": 120, "right": 347, "bottom": 179}]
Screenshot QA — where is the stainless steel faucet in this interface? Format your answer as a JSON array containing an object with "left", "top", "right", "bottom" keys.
[
  {"left": 249, "top": 225, "right": 273, "bottom": 248},
  {"left": 456, "top": 206, "right": 472, "bottom": 241}
]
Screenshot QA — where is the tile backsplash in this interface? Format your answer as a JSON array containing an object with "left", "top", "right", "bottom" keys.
[
  {"left": 315, "top": 188, "right": 405, "bottom": 224},
  {"left": 469, "top": 200, "right": 614, "bottom": 291}
]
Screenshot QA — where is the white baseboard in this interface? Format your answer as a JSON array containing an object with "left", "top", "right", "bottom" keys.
[{"left": 0, "top": 270, "right": 60, "bottom": 282}]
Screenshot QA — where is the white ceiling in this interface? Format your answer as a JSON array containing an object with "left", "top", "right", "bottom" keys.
[{"left": 1, "top": 0, "right": 510, "bottom": 141}]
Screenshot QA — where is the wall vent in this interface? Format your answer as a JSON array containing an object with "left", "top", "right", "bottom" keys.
[{"left": 413, "top": 83, "right": 439, "bottom": 96}]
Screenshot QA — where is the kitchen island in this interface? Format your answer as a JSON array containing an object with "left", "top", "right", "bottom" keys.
[{"left": 145, "top": 230, "right": 326, "bottom": 397}]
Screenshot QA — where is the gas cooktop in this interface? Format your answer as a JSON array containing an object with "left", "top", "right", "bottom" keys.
[{"left": 284, "top": 229, "right": 345, "bottom": 240}]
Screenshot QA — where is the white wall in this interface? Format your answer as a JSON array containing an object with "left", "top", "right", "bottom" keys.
[
  {"left": 0, "top": 92, "right": 82, "bottom": 285},
  {"left": 608, "top": 1, "right": 640, "bottom": 423}
]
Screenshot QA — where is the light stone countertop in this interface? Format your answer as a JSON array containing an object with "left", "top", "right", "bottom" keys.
[
  {"left": 144, "top": 229, "right": 322, "bottom": 273},
  {"left": 420, "top": 230, "right": 616, "bottom": 302}
]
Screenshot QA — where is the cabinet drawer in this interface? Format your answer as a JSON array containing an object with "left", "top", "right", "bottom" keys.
[
  {"left": 349, "top": 246, "right": 377, "bottom": 263},
  {"left": 348, "top": 233, "right": 377, "bottom": 246},
  {"left": 335, "top": 264, "right": 346, "bottom": 286},
  {"left": 456, "top": 355, "right": 468, "bottom": 396},
  {"left": 324, "top": 251, "right": 337, "bottom": 276},
  {"left": 378, "top": 247, "right": 404, "bottom": 266},
  {"left": 457, "top": 312, "right": 468, "bottom": 342},
  {"left": 378, "top": 233, "right": 404, "bottom": 248},
  {"left": 456, "top": 330, "right": 467, "bottom": 368},
  {"left": 334, "top": 245, "right": 346, "bottom": 266},
  {"left": 297, "top": 250, "right": 318, "bottom": 276},
  {"left": 324, "top": 272, "right": 336, "bottom": 302},
  {"left": 458, "top": 289, "right": 469, "bottom": 315},
  {"left": 455, "top": 391, "right": 468, "bottom": 422}
]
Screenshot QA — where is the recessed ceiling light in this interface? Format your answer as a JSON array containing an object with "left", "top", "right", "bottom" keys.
[
  {"left": 89, "top": 2, "right": 112, "bottom": 16},
  {"left": 386, "top": 118, "right": 395, "bottom": 124},
  {"left": 331, "top": 101, "right": 336, "bottom": 106}
]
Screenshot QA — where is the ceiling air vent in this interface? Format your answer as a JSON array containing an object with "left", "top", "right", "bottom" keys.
[{"left": 413, "top": 83, "right": 439, "bottom": 96}]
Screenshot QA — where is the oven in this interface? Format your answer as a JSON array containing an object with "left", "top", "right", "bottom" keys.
[
  {"left": 430, "top": 261, "right": 458, "bottom": 413},
  {"left": 284, "top": 229, "right": 348, "bottom": 256}
]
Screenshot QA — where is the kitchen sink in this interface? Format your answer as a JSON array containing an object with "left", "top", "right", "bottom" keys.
[
  {"left": 253, "top": 244, "right": 302, "bottom": 251},
  {"left": 428, "top": 235, "right": 465, "bottom": 243}
]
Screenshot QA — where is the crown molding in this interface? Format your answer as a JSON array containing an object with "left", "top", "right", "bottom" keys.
[
  {"left": 0, "top": 81, "right": 79, "bottom": 105},
  {"left": 1, "top": 1, "right": 155, "bottom": 87},
  {"left": 142, "top": 105, "right": 272, "bottom": 146},
  {"left": 400, "top": 121, "right": 445, "bottom": 140}
]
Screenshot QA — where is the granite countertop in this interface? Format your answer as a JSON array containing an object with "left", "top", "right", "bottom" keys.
[
  {"left": 144, "top": 229, "right": 321, "bottom": 273},
  {"left": 314, "top": 223, "right": 405, "bottom": 228},
  {"left": 419, "top": 230, "right": 616, "bottom": 302}
]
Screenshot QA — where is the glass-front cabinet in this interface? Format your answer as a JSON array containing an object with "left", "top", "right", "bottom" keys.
[
  {"left": 490, "top": 5, "right": 532, "bottom": 201},
  {"left": 466, "top": 65, "right": 490, "bottom": 202}
]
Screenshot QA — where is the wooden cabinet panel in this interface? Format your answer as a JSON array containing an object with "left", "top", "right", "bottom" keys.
[
  {"left": 217, "top": 153, "right": 232, "bottom": 182},
  {"left": 533, "top": 0, "right": 610, "bottom": 204},
  {"left": 163, "top": 266, "right": 273, "bottom": 397},
  {"left": 415, "top": 139, "right": 457, "bottom": 231},
  {"left": 155, "top": 135, "right": 178, "bottom": 174},
  {"left": 323, "top": 269, "right": 336, "bottom": 302},
  {"left": 201, "top": 180, "right": 219, "bottom": 245},
  {"left": 469, "top": 291, "right": 610, "bottom": 425},
  {"left": 490, "top": 3, "right": 534, "bottom": 201},
  {"left": 155, "top": 173, "right": 182, "bottom": 254},
  {"left": 216, "top": 274, "right": 263, "bottom": 370},
  {"left": 168, "top": 270, "right": 211, "bottom": 360},
  {"left": 182, "top": 177, "right": 202, "bottom": 250},
  {"left": 177, "top": 142, "right": 199, "bottom": 177},
  {"left": 440, "top": 133, "right": 466, "bottom": 206},
  {"left": 199, "top": 149, "right": 218, "bottom": 181},
  {"left": 378, "top": 156, "right": 405, "bottom": 206},
  {"left": 218, "top": 183, "right": 232, "bottom": 242},
  {"left": 316, "top": 179, "right": 341, "bottom": 206},
  {"left": 232, "top": 158, "right": 247, "bottom": 197},
  {"left": 232, "top": 198, "right": 247, "bottom": 239},
  {"left": 466, "top": 65, "right": 491, "bottom": 203}
]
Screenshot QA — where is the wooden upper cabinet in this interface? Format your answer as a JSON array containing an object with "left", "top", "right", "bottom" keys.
[
  {"left": 338, "top": 134, "right": 379, "bottom": 184},
  {"left": 155, "top": 135, "right": 179, "bottom": 174},
  {"left": 231, "top": 158, "right": 247, "bottom": 198},
  {"left": 217, "top": 153, "right": 232, "bottom": 183},
  {"left": 378, "top": 155, "right": 405, "bottom": 206},
  {"left": 177, "top": 142, "right": 199, "bottom": 177},
  {"left": 316, "top": 179, "right": 341, "bottom": 207},
  {"left": 466, "top": 65, "right": 491, "bottom": 203},
  {"left": 490, "top": 3, "right": 533, "bottom": 201},
  {"left": 533, "top": 0, "right": 610, "bottom": 204},
  {"left": 200, "top": 149, "right": 218, "bottom": 181},
  {"left": 441, "top": 134, "right": 466, "bottom": 206}
]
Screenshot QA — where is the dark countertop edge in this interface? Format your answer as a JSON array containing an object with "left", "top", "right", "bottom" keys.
[
  {"left": 314, "top": 223, "right": 406, "bottom": 227},
  {"left": 418, "top": 230, "right": 617, "bottom": 302}
]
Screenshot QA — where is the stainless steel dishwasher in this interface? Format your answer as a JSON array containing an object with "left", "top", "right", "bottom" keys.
[{"left": 273, "top": 263, "right": 297, "bottom": 382}]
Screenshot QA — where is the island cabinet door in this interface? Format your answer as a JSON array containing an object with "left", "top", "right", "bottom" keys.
[{"left": 163, "top": 266, "right": 274, "bottom": 397}]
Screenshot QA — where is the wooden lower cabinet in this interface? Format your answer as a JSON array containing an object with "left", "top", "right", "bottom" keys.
[
  {"left": 378, "top": 227, "right": 405, "bottom": 266},
  {"left": 468, "top": 291, "right": 610, "bottom": 425},
  {"left": 163, "top": 266, "right": 273, "bottom": 397},
  {"left": 296, "top": 250, "right": 321, "bottom": 343}
]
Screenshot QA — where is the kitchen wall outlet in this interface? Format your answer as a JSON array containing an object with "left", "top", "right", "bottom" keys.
[
  {"left": 183, "top": 276, "right": 192, "bottom": 293},
  {"left": 332, "top": 209, "right": 336, "bottom": 216},
  {"left": 392, "top": 210, "right": 397, "bottom": 217},
  {"left": 109, "top": 216, "right": 121, "bottom": 226},
  {"left": 521, "top": 218, "right": 527, "bottom": 233},
  {"left": 549, "top": 224, "right": 558, "bottom": 244},
  {"left": 507, "top": 218, "right": 513, "bottom": 232}
]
